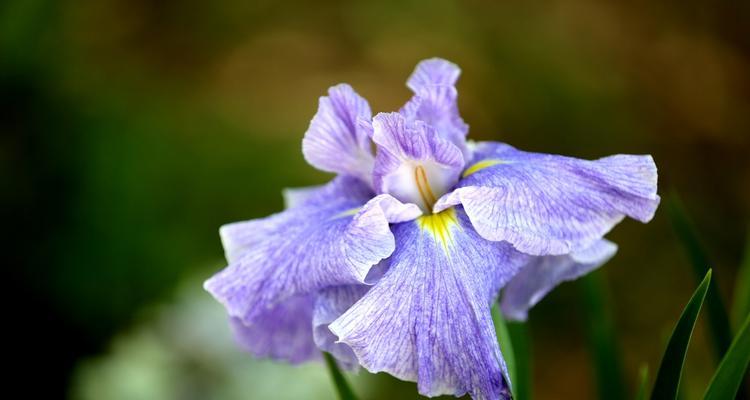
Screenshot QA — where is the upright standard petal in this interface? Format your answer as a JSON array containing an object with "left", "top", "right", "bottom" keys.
[
  {"left": 330, "top": 208, "right": 529, "bottom": 400},
  {"left": 407, "top": 58, "right": 461, "bottom": 89},
  {"left": 204, "top": 176, "right": 420, "bottom": 324},
  {"left": 435, "top": 142, "right": 660, "bottom": 256},
  {"left": 372, "top": 112, "right": 464, "bottom": 212},
  {"left": 501, "top": 239, "right": 618, "bottom": 321},
  {"left": 230, "top": 293, "right": 320, "bottom": 364},
  {"left": 302, "top": 84, "right": 375, "bottom": 183},
  {"left": 401, "top": 58, "right": 469, "bottom": 155}
]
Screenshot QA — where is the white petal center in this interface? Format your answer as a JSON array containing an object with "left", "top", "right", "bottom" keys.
[{"left": 381, "top": 160, "right": 457, "bottom": 213}]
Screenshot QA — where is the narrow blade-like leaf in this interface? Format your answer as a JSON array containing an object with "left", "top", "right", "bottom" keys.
[
  {"left": 667, "top": 194, "right": 732, "bottom": 359},
  {"left": 650, "top": 270, "right": 712, "bottom": 400},
  {"left": 635, "top": 364, "right": 649, "bottom": 400},
  {"left": 324, "top": 352, "right": 358, "bottom": 400},
  {"left": 492, "top": 305, "right": 518, "bottom": 398},
  {"left": 704, "top": 313, "right": 750, "bottom": 400},
  {"left": 579, "top": 272, "right": 625, "bottom": 400},
  {"left": 508, "top": 321, "right": 532, "bottom": 400},
  {"left": 732, "top": 233, "right": 750, "bottom": 332}
]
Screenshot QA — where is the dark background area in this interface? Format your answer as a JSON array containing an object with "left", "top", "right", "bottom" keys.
[{"left": 3, "top": 0, "right": 749, "bottom": 398}]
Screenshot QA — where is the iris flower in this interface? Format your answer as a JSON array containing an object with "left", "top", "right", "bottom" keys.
[{"left": 205, "top": 58, "right": 659, "bottom": 399}]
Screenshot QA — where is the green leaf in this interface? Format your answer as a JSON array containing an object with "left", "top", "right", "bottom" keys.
[
  {"left": 704, "top": 313, "right": 750, "bottom": 400},
  {"left": 650, "top": 269, "right": 712, "bottom": 400},
  {"left": 508, "top": 321, "right": 532, "bottom": 400},
  {"left": 323, "top": 352, "right": 358, "bottom": 400},
  {"left": 492, "top": 305, "right": 517, "bottom": 397},
  {"left": 635, "top": 364, "right": 648, "bottom": 400},
  {"left": 579, "top": 272, "right": 625, "bottom": 400},
  {"left": 492, "top": 305, "right": 532, "bottom": 400},
  {"left": 667, "top": 194, "right": 732, "bottom": 359},
  {"left": 732, "top": 233, "right": 750, "bottom": 332}
]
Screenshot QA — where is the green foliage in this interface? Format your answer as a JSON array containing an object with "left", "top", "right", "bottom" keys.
[
  {"left": 492, "top": 305, "right": 517, "bottom": 397},
  {"left": 492, "top": 305, "right": 532, "bottom": 400},
  {"left": 508, "top": 322, "right": 532, "bottom": 400},
  {"left": 667, "top": 194, "right": 732, "bottom": 360},
  {"left": 703, "top": 313, "right": 750, "bottom": 400},
  {"left": 579, "top": 272, "right": 625, "bottom": 400},
  {"left": 635, "top": 365, "right": 648, "bottom": 400},
  {"left": 732, "top": 234, "right": 750, "bottom": 332},
  {"left": 324, "top": 352, "right": 358, "bottom": 400},
  {"left": 650, "top": 270, "right": 711, "bottom": 400}
]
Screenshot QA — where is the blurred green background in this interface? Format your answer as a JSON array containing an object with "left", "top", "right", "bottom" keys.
[{"left": 3, "top": 0, "right": 749, "bottom": 398}]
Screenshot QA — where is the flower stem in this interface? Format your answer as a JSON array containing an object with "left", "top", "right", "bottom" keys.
[
  {"left": 323, "top": 352, "right": 358, "bottom": 400},
  {"left": 492, "top": 305, "right": 532, "bottom": 400}
]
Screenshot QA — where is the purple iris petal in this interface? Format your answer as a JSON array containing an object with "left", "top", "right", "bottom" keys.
[
  {"left": 435, "top": 141, "right": 660, "bottom": 256},
  {"left": 218, "top": 175, "right": 370, "bottom": 265},
  {"left": 501, "top": 239, "right": 618, "bottom": 321},
  {"left": 230, "top": 294, "right": 320, "bottom": 364},
  {"left": 372, "top": 112, "right": 464, "bottom": 212},
  {"left": 401, "top": 58, "right": 469, "bottom": 156},
  {"left": 205, "top": 176, "right": 418, "bottom": 325},
  {"left": 330, "top": 209, "right": 528, "bottom": 399},
  {"left": 313, "top": 285, "right": 370, "bottom": 370},
  {"left": 303, "top": 84, "right": 374, "bottom": 183},
  {"left": 407, "top": 58, "right": 461, "bottom": 89}
]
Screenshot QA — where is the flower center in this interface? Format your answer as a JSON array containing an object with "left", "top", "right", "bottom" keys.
[
  {"left": 414, "top": 165, "right": 438, "bottom": 210},
  {"left": 379, "top": 160, "right": 459, "bottom": 214},
  {"left": 418, "top": 208, "right": 459, "bottom": 250}
]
